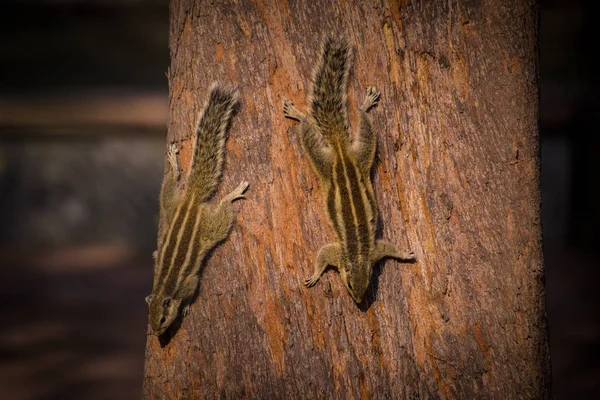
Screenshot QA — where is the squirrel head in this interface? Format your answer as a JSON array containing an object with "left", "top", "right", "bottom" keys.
[
  {"left": 146, "top": 294, "right": 182, "bottom": 336},
  {"left": 339, "top": 261, "right": 371, "bottom": 304}
]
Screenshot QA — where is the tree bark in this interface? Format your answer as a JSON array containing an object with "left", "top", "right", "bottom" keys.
[{"left": 143, "top": 0, "right": 551, "bottom": 398}]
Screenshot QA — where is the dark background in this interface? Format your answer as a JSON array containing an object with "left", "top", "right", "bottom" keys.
[{"left": 0, "top": 1, "right": 597, "bottom": 399}]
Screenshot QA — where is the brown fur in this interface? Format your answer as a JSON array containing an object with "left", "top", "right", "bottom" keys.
[
  {"left": 147, "top": 84, "right": 247, "bottom": 336},
  {"left": 283, "top": 37, "right": 415, "bottom": 303}
]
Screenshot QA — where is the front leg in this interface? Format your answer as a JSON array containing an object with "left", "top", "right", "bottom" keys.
[
  {"left": 372, "top": 240, "right": 415, "bottom": 264},
  {"left": 177, "top": 274, "right": 200, "bottom": 317},
  {"left": 351, "top": 86, "right": 381, "bottom": 175},
  {"left": 305, "top": 243, "right": 341, "bottom": 287},
  {"left": 283, "top": 100, "right": 333, "bottom": 181}
]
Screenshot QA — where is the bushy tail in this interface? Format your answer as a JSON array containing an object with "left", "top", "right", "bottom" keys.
[
  {"left": 189, "top": 83, "right": 240, "bottom": 201},
  {"left": 310, "top": 37, "right": 352, "bottom": 140}
]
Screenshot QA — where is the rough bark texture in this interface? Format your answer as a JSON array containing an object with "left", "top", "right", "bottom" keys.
[{"left": 143, "top": 0, "right": 550, "bottom": 398}]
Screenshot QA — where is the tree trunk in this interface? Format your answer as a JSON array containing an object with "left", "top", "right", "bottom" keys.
[{"left": 143, "top": 0, "right": 551, "bottom": 398}]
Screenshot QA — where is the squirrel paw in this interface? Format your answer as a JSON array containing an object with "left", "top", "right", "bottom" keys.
[
  {"left": 224, "top": 180, "right": 249, "bottom": 203},
  {"left": 283, "top": 99, "right": 304, "bottom": 121},
  {"left": 362, "top": 86, "right": 381, "bottom": 111},
  {"left": 167, "top": 143, "right": 181, "bottom": 177},
  {"left": 182, "top": 304, "right": 191, "bottom": 317},
  {"left": 304, "top": 274, "right": 320, "bottom": 288}
]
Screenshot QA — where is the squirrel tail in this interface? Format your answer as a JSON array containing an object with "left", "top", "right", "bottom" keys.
[
  {"left": 189, "top": 83, "right": 240, "bottom": 201},
  {"left": 310, "top": 37, "right": 352, "bottom": 140}
]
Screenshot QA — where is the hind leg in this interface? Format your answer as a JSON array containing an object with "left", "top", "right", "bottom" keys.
[
  {"left": 352, "top": 87, "right": 381, "bottom": 174},
  {"left": 159, "top": 143, "right": 182, "bottom": 225},
  {"left": 200, "top": 181, "right": 248, "bottom": 246}
]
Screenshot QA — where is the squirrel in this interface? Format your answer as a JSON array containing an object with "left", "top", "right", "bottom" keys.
[
  {"left": 146, "top": 83, "right": 248, "bottom": 336},
  {"left": 283, "top": 37, "right": 415, "bottom": 303}
]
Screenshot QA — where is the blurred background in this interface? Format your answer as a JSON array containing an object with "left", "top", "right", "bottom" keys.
[{"left": 0, "top": 0, "right": 597, "bottom": 399}]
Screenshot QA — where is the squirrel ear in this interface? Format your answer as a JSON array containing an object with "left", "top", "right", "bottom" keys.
[{"left": 145, "top": 295, "right": 153, "bottom": 305}]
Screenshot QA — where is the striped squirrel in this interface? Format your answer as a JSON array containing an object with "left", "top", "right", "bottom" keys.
[
  {"left": 146, "top": 83, "right": 248, "bottom": 336},
  {"left": 283, "top": 38, "right": 415, "bottom": 303}
]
